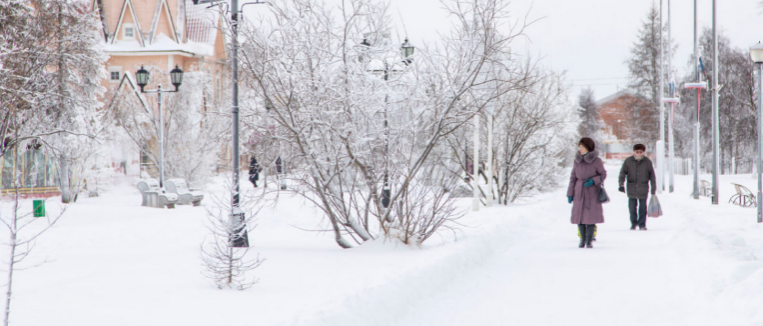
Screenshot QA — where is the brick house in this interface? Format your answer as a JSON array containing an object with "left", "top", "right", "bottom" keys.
[{"left": 596, "top": 90, "right": 653, "bottom": 160}]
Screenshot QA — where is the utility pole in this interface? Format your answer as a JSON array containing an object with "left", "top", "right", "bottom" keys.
[
  {"left": 192, "top": 0, "right": 266, "bottom": 247},
  {"left": 658, "top": 0, "right": 665, "bottom": 193},
  {"left": 710, "top": 0, "right": 720, "bottom": 205},
  {"left": 686, "top": 0, "right": 704, "bottom": 200},
  {"left": 473, "top": 114, "right": 480, "bottom": 211},
  {"left": 752, "top": 43, "right": 763, "bottom": 223},
  {"left": 487, "top": 109, "right": 493, "bottom": 207},
  {"left": 668, "top": 0, "right": 675, "bottom": 193}
]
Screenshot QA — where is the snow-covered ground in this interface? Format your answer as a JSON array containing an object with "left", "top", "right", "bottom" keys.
[{"left": 2, "top": 164, "right": 763, "bottom": 325}]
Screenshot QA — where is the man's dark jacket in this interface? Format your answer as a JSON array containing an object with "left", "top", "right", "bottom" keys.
[{"left": 618, "top": 156, "right": 656, "bottom": 199}]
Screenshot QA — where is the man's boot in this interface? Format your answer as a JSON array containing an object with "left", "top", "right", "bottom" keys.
[
  {"left": 585, "top": 224, "right": 595, "bottom": 248},
  {"left": 578, "top": 224, "right": 586, "bottom": 248}
]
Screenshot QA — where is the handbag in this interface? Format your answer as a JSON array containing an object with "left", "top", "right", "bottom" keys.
[{"left": 598, "top": 175, "right": 610, "bottom": 203}]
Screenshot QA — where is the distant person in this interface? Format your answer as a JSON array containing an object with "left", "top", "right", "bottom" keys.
[
  {"left": 567, "top": 137, "right": 607, "bottom": 249},
  {"left": 618, "top": 144, "right": 656, "bottom": 230},
  {"left": 248, "top": 157, "right": 260, "bottom": 188}
]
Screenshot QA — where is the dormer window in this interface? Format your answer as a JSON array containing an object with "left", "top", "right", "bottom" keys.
[{"left": 123, "top": 24, "right": 135, "bottom": 40}]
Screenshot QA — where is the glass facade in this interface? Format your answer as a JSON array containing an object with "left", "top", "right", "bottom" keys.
[{"left": 0, "top": 148, "right": 59, "bottom": 196}]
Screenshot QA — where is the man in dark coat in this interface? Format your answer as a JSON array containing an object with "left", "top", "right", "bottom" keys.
[
  {"left": 618, "top": 144, "right": 656, "bottom": 230},
  {"left": 248, "top": 157, "right": 260, "bottom": 188}
]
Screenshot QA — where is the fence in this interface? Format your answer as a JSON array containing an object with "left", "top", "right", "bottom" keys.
[{"left": 661, "top": 156, "right": 756, "bottom": 175}]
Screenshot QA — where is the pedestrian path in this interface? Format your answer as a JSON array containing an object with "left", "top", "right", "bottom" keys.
[{"left": 393, "top": 178, "right": 748, "bottom": 326}]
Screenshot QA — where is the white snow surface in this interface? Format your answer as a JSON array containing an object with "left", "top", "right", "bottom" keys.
[{"left": 2, "top": 163, "right": 763, "bottom": 325}]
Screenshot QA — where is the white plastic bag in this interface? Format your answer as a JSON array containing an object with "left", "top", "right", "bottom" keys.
[{"left": 648, "top": 195, "right": 663, "bottom": 218}]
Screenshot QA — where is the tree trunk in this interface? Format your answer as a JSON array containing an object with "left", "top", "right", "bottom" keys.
[
  {"left": 3, "top": 171, "right": 20, "bottom": 326},
  {"left": 3, "top": 231, "right": 15, "bottom": 326},
  {"left": 59, "top": 157, "right": 72, "bottom": 204}
]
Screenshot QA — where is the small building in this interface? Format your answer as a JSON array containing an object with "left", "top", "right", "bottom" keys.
[{"left": 596, "top": 90, "right": 652, "bottom": 160}]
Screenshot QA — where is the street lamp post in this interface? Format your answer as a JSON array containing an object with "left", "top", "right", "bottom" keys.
[
  {"left": 667, "top": 0, "right": 675, "bottom": 193},
  {"left": 662, "top": 0, "right": 678, "bottom": 193},
  {"left": 362, "top": 37, "right": 414, "bottom": 212},
  {"left": 135, "top": 65, "right": 184, "bottom": 188},
  {"left": 192, "top": 0, "right": 265, "bottom": 248},
  {"left": 749, "top": 42, "right": 763, "bottom": 223},
  {"left": 658, "top": 0, "right": 665, "bottom": 193}
]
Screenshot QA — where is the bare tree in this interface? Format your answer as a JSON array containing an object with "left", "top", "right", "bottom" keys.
[
  {"left": 577, "top": 87, "right": 603, "bottom": 140},
  {"left": 0, "top": 136, "right": 67, "bottom": 326},
  {"left": 200, "top": 180, "right": 264, "bottom": 290},
  {"left": 677, "top": 28, "right": 757, "bottom": 173}
]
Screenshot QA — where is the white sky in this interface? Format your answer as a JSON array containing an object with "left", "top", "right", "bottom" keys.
[{"left": 246, "top": 0, "right": 763, "bottom": 103}]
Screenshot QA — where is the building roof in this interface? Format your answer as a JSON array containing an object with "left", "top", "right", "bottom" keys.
[
  {"left": 92, "top": 0, "right": 221, "bottom": 57},
  {"left": 595, "top": 89, "right": 641, "bottom": 107}
]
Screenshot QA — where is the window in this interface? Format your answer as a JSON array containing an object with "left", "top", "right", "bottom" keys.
[
  {"left": 108, "top": 66, "right": 122, "bottom": 83},
  {"left": 123, "top": 24, "right": 135, "bottom": 40}
]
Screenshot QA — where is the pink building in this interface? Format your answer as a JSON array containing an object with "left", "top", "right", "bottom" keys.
[{"left": 92, "top": 0, "right": 230, "bottom": 176}]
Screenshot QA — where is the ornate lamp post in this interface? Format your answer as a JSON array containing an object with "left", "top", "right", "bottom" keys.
[
  {"left": 362, "top": 37, "right": 415, "bottom": 211},
  {"left": 135, "top": 65, "right": 184, "bottom": 188}
]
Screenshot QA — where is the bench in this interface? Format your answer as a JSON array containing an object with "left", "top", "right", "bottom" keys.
[
  {"left": 165, "top": 178, "right": 203, "bottom": 206},
  {"left": 729, "top": 183, "right": 756, "bottom": 208},
  {"left": 699, "top": 180, "right": 711, "bottom": 197},
  {"left": 137, "top": 179, "right": 178, "bottom": 209}
]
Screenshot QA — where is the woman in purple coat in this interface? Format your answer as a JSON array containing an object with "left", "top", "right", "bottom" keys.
[{"left": 567, "top": 137, "right": 607, "bottom": 248}]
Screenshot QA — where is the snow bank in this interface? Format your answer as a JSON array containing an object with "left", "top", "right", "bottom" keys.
[{"left": 293, "top": 204, "right": 522, "bottom": 326}]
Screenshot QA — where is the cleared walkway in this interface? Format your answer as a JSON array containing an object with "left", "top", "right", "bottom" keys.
[{"left": 395, "top": 171, "right": 758, "bottom": 326}]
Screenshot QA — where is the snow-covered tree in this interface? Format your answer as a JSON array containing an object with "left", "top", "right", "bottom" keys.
[
  {"left": 0, "top": 0, "right": 106, "bottom": 203},
  {"left": 0, "top": 0, "right": 105, "bottom": 323},
  {"left": 40, "top": 0, "right": 108, "bottom": 203},
  {"left": 239, "top": 0, "right": 536, "bottom": 248},
  {"left": 494, "top": 71, "right": 576, "bottom": 203}
]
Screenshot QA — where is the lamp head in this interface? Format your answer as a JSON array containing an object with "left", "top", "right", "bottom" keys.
[
  {"left": 751, "top": 42, "right": 763, "bottom": 64},
  {"left": 135, "top": 65, "right": 149, "bottom": 92},
  {"left": 401, "top": 38, "right": 414, "bottom": 59},
  {"left": 170, "top": 65, "right": 184, "bottom": 91}
]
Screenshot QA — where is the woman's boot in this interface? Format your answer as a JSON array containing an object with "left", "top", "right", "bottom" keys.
[
  {"left": 578, "top": 224, "right": 586, "bottom": 248},
  {"left": 585, "top": 224, "right": 595, "bottom": 248}
]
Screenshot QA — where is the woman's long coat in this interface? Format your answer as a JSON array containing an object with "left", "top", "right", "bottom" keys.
[{"left": 567, "top": 150, "right": 607, "bottom": 225}]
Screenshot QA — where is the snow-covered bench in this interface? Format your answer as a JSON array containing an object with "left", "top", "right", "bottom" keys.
[
  {"left": 729, "top": 183, "right": 756, "bottom": 208},
  {"left": 699, "top": 180, "right": 711, "bottom": 197},
  {"left": 137, "top": 179, "right": 178, "bottom": 209},
  {"left": 165, "top": 178, "right": 204, "bottom": 206}
]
